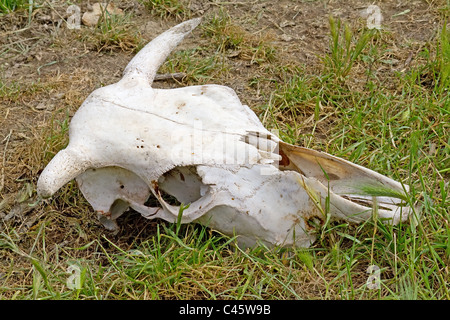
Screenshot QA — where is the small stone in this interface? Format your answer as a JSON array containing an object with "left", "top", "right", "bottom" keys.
[
  {"left": 280, "top": 34, "right": 293, "bottom": 42},
  {"left": 36, "top": 102, "right": 46, "bottom": 110},
  {"left": 280, "top": 20, "right": 296, "bottom": 28},
  {"left": 82, "top": 2, "right": 123, "bottom": 27},
  {"left": 54, "top": 92, "right": 65, "bottom": 100}
]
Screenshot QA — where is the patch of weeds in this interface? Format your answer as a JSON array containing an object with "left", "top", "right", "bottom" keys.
[
  {"left": 323, "top": 15, "right": 375, "bottom": 83},
  {"left": 435, "top": 21, "right": 450, "bottom": 92},
  {"left": 0, "top": 79, "right": 21, "bottom": 99},
  {"left": 40, "top": 109, "right": 70, "bottom": 164},
  {"left": 0, "top": 0, "right": 25, "bottom": 14},
  {"left": 256, "top": 9, "right": 450, "bottom": 300},
  {"left": 0, "top": 77, "right": 70, "bottom": 109},
  {"left": 261, "top": 17, "right": 377, "bottom": 145},
  {"left": 82, "top": 11, "right": 141, "bottom": 52},
  {"left": 140, "top": 0, "right": 190, "bottom": 20},
  {"left": 202, "top": 12, "right": 277, "bottom": 65},
  {"left": 0, "top": 203, "right": 317, "bottom": 299},
  {"left": 258, "top": 68, "right": 335, "bottom": 148},
  {"left": 408, "top": 21, "right": 450, "bottom": 95},
  {"left": 203, "top": 12, "right": 244, "bottom": 52},
  {"left": 160, "top": 48, "right": 228, "bottom": 84},
  {"left": 91, "top": 216, "right": 309, "bottom": 299}
]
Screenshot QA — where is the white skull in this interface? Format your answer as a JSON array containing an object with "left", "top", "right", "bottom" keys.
[{"left": 37, "top": 18, "right": 411, "bottom": 248}]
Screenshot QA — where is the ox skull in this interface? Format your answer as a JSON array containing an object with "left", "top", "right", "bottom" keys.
[{"left": 37, "top": 18, "right": 411, "bottom": 248}]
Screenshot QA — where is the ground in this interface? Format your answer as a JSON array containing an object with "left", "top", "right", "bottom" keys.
[{"left": 0, "top": 0, "right": 449, "bottom": 299}]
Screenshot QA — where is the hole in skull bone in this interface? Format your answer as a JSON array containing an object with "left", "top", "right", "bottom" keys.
[
  {"left": 155, "top": 166, "right": 206, "bottom": 205},
  {"left": 144, "top": 192, "right": 181, "bottom": 207},
  {"left": 109, "top": 198, "right": 131, "bottom": 220}
]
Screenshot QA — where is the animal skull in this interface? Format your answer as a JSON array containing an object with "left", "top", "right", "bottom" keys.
[{"left": 37, "top": 18, "right": 411, "bottom": 248}]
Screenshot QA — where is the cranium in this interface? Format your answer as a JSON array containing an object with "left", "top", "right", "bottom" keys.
[{"left": 37, "top": 18, "right": 411, "bottom": 248}]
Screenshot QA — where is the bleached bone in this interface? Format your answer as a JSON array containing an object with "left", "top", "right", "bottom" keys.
[{"left": 37, "top": 18, "right": 411, "bottom": 248}]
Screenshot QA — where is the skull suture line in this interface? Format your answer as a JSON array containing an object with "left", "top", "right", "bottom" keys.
[{"left": 37, "top": 18, "right": 411, "bottom": 248}]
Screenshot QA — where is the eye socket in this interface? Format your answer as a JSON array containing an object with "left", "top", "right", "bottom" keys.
[
  {"left": 142, "top": 166, "right": 206, "bottom": 209},
  {"left": 156, "top": 166, "right": 207, "bottom": 205}
]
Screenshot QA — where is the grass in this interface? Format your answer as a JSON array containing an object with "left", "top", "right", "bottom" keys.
[
  {"left": 158, "top": 11, "right": 279, "bottom": 83},
  {"left": 140, "top": 0, "right": 191, "bottom": 20},
  {"left": 80, "top": 9, "right": 141, "bottom": 52},
  {"left": 1, "top": 3, "right": 449, "bottom": 300},
  {"left": 0, "top": 0, "right": 25, "bottom": 14},
  {"left": 428, "top": 19, "right": 449, "bottom": 94},
  {"left": 159, "top": 48, "right": 228, "bottom": 84},
  {"left": 260, "top": 16, "right": 450, "bottom": 299},
  {"left": 324, "top": 16, "right": 376, "bottom": 82},
  {"left": 0, "top": 216, "right": 306, "bottom": 299},
  {"left": 202, "top": 11, "right": 278, "bottom": 65}
]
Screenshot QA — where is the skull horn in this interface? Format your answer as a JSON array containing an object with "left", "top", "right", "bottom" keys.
[
  {"left": 37, "top": 146, "right": 91, "bottom": 198},
  {"left": 122, "top": 18, "right": 202, "bottom": 84}
]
